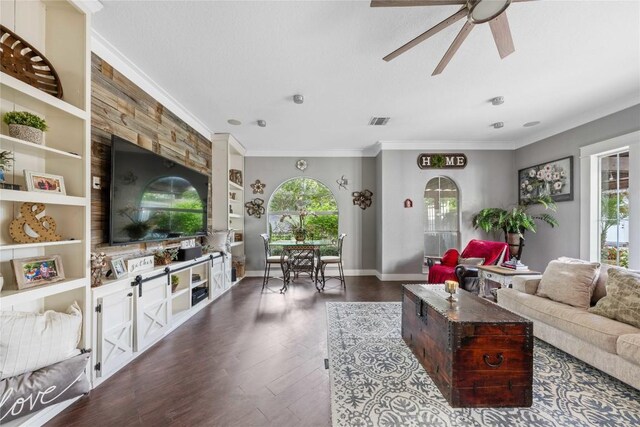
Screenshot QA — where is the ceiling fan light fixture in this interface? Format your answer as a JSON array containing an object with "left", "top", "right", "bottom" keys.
[{"left": 468, "top": 0, "right": 512, "bottom": 24}]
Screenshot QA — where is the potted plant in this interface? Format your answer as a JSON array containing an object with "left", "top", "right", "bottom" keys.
[
  {"left": 472, "top": 196, "right": 559, "bottom": 259},
  {"left": 170, "top": 275, "right": 180, "bottom": 293},
  {"left": 3, "top": 111, "right": 48, "bottom": 145},
  {"left": 153, "top": 248, "right": 179, "bottom": 266},
  {"left": 0, "top": 150, "right": 13, "bottom": 182},
  {"left": 280, "top": 210, "right": 316, "bottom": 242}
]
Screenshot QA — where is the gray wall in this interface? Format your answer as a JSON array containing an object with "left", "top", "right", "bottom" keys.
[
  {"left": 514, "top": 104, "right": 640, "bottom": 271},
  {"left": 244, "top": 157, "right": 377, "bottom": 272},
  {"left": 378, "top": 150, "right": 516, "bottom": 275}
]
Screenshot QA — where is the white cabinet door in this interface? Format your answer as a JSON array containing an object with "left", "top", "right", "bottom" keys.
[
  {"left": 210, "top": 258, "right": 225, "bottom": 299},
  {"left": 135, "top": 276, "right": 171, "bottom": 351},
  {"left": 96, "top": 288, "right": 134, "bottom": 378}
]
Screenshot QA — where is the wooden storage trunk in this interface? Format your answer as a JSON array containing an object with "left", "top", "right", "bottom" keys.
[{"left": 402, "top": 285, "right": 533, "bottom": 408}]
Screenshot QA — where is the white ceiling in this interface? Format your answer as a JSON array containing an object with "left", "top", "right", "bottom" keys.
[{"left": 93, "top": 1, "right": 640, "bottom": 155}]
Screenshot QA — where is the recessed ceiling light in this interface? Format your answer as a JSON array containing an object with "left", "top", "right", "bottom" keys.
[
  {"left": 523, "top": 121, "right": 541, "bottom": 127},
  {"left": 227, "top": 119, "right": 242, "bottom": 126},
  {"left": 491, "top": 96, "right": 504, "bottom": 106},
  {"left": 492, "top": 122, "right": 504, "bottom": 129},
  {"left": 257, "top": 120, "right": 266, "bottom": 127},
  {"left": 293, "top": 94, "right": 304, "bottom": 104}
]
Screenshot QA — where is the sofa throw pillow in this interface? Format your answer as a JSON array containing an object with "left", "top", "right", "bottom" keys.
[
  {"left": 0, "top": 302, "right": 82, "bottom": 380},
  {"left": 458, "top": 257, "right": 484, "bottom": 266},
  {"left": 589, "top": 269, "right": 640, "bottom": 328},
  {"left": 205, "top": 230, "right": 231, "bottom": 253},
  {"left": 440, "top": 249, "right": 459, "bottom": 267},
  {"left": 0, "top": 351, "right": 91, "bottom": 423},
  {"left": 592, "top": 264, "right": 640, "bottom": 305},
  {"left": 536, "top": 260, "right": 600, "bottom": 309}
]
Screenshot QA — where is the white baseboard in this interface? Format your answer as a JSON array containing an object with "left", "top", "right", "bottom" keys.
[
  {"left": 375, "top": 272, "right": 427, "bottom": 281},
  {"left": 245, "top": 270, "right": 425, "bottom": 281},
  {"left": 245, "top": 269, "right": 377, "bottom": 277}
]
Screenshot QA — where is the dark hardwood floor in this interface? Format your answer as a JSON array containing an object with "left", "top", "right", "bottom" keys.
[{"left": 48, "top": 276, "right": 409, "bottom": 426}]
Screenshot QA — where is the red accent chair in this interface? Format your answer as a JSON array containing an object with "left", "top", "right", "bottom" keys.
[{"left": 426, "top": 239, "right": 509, "bottom": 294}]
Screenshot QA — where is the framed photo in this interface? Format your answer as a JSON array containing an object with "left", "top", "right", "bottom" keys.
[
  {"left": 110, "top": 257, "right": 127, "bottom": 279},
  {"left": 518, "top": 156, "right": 573, "bottom": 204},
  {"left": 11, "top": 255, "right": 65, "bottom": 290},
  {"left": 24, "top": 170, "right": 66, "bottom": 194}
]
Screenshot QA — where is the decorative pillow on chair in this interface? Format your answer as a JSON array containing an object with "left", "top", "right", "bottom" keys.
[
  {"left": 536, "top": 260, "right": 600, "bottom": 309},
  {"left": 0, "top": 302, "right": 82, "bottom": 380},
  {"left": 0, "top": 352, "right": 91, "bottom": 422},
  {"left": 440, "top": 249, "right": 459, "bottom": 267},
  {"left": 589, "top": 269, "right": 640, "bottom": 328},
  {"left": 458, "top": 257, "right": 484, "bottom": 266}
]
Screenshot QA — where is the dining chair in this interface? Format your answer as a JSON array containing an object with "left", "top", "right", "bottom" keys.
[
  {"left": 317, "top": 233, "right": 346, "bottom": 289},
  {"left": 260, "top": 234, "right": 288, "bottom": 291}
]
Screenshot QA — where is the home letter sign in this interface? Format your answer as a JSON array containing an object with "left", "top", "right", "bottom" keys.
[{"left": 417, "top": 153, "right": 467, "bottom": 169}]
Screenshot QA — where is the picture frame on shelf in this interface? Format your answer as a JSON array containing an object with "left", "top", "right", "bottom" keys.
[
  {"left": 24, "top": 170, "right": 66, "bottom": 195},
  {"left": 11, "top": 255, "right": 65, "bottom": 290},
  {"left": 110, "top": 257, "right": 127, "bottom": 279},
  {"left": 518, "top": 156, "right": 573, "bottom": 204}
]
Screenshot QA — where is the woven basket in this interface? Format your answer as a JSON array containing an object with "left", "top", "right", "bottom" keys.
[
  {"left": 0, "top": 25, "right": 63, "bottom": 98},
  {"left": 9, "top": 124, "right": 43, "bottom": 144}
]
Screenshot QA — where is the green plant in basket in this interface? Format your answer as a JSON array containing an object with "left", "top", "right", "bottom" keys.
[{"left": 3, "top": 111, "right": 48, "bottom": 131}]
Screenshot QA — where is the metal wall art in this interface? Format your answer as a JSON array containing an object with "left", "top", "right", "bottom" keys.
[
  {"left": 250, "top": 179, "right": 266, "bottom": 194},
  {"left": 336, "top": 175, "right": 348, "bottom": 190},
  {"left": 352, "top": 190, "right": 373, "bottom": 210},
  {"left": 245, "top": 198, "right": 266, "bottom": 218}
]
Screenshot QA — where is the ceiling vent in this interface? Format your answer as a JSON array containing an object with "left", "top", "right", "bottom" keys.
[{"left": 369, "top": 117, "right": 390, "bottom": 126}]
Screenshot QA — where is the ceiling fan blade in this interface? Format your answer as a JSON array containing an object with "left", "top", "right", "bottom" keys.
[
  {"left": 489, "top": 12, "right": 515, "bottom": 59},
  {"left": 371, "top": 1, "right": 466, "bottom": 7},
  {"left": 383, "top": 7, "right": 467, "bottom": 62},
  {"left": 432, "top": 21, "right": 474, "bottom": 76}
]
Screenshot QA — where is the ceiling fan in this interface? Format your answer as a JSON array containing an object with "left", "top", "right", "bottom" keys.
[{"left": 372, "top": 0, "right": 531, "bottom": 75}]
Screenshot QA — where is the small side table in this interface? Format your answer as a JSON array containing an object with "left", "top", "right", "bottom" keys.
[{"left": 477, "top": 265, "right": 541, "bottom": 301}]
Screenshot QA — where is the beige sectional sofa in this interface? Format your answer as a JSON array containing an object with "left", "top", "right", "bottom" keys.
[{"left": 498, "top": 265, "right": 640, "bottom": 390}]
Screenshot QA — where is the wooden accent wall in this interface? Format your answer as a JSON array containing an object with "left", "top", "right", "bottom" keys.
[{"left": 91, "top": 53, "right": 212, "bottom": 251}]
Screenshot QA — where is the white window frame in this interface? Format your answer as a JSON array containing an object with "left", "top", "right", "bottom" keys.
[{"left": 580, "top": 130, "right": 640, "bottom": 269}]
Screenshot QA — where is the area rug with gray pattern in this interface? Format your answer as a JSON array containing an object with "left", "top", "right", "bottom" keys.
[{"left": 326, "top": 301, "right": 640, "bottom": 427}]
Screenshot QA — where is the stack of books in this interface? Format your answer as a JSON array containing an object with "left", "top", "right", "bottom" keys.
[{"left": 501, "top": 258, "right": 529, "bottom": 271}]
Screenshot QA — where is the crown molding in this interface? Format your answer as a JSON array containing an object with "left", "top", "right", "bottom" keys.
[
  {"left": 91, "top": 31, "right": 212, "bottom": 140},
  {"left": 246, "top": 149, "right": 375, "bottom": 157},
  {"left": 72, "top": 0, "right": 103, "bottom": 14}
]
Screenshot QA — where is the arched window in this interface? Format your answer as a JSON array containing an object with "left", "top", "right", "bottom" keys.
[
  {"left": 424, "top": 176, "right": 460, "bottom": 264},
  {"left": 268, "top": 177, "right": 338, "bottom": 241}
]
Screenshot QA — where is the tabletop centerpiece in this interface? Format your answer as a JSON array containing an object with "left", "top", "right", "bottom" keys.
[{"left": 279, "top": 210, "right": 316, "bottom": 242}]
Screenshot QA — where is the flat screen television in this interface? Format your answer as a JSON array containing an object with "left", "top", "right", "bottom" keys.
[{"left": 109, "top": 135, "right": 209, "bottom": 245}]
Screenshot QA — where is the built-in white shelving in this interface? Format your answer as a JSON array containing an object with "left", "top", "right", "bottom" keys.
[
  {"left": 0, "top": 0, "right": 92, "bottom": 425},
  {"left": 0, "top": 134, "right": 83, "bottom": 160},
  {"left": 212, "top": 134, "right": 246, "bottom": 283}
]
